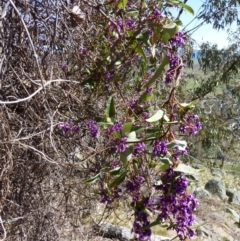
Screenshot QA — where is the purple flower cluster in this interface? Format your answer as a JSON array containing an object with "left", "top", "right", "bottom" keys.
[
  {"left": 180, "top": 114, "right": 202, "bottom": 136},
  {"left": 87, "top": 120, "right": 98, "bottom": 137},
  {"left": 165, "top": 69, "right": 175, "bottom": 84},
  {"left": 126, "top": 175, "right": 145, "bottom": 201},
  {"left": 169, "top": 31, "right": 188, "bottom": 46},
  {"left": 133, "top": 211, "right": 151, "bottom": 241},
  {"left": 106, "top": 122, "right": 123, "bottom": 135},
  {"left": 151, "top": 167, "right": 199, "bottom": 240},
  {"left": 153, "top": 140, "right": 168, "bottom": 156},
  {"left": 59, "top": 119, "right": 80, "bottom": 133},
  {"left": 173, "top": 146, "right": 189, "bottom": 161},
  {"left": 151, "top": 8, "right": 162, "bottom": 23},
  {"left": 100, "top": 187, "right": 122, "bottom": 204},
  {"left": 134, "top": 142, "right": 146, "bottom": 156},
  {"left": 111, "top": 136, "right": 128, "bottom": 153}
]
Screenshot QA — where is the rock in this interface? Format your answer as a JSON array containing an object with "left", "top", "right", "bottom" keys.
[
  {"left": 211, "top": 168, "right": 226, "bottom": 178},
  {"left": 204, "top": 179, "right": 228, "bottom": 200},
  {"left": 229, "top": 190, "right": 240, "bottom": 207},
  {"left": 194, "top": 188, "right": 211, "bottom": 199},
  {"left": 226, "top": 207, "right": 240, "bottom": 223},
  {"left": 95, "top": 223, "right": 172, "bottom": 241},
  {"left": 192, "top": 164, "right": 205, "bottom": 170},
  {"left": 226, "top": 188, "right": 236, "bottom": 200}
]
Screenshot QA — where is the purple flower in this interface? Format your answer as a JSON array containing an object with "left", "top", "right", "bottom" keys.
[
  {"left": 149, "top": 167, "right": 199, "bottom": 240},
  {"left": 170, "top": 31, "right": 188, "bottom": 46},
  {"left": 111, "top": 136, "right": 128, "bottom": 153},
  {"left": 165, "top": 69, "right": 175, "bottom": 84},
  {"left": 134, "top": 142, "right": 146, "bottom": 156},
  {"left": 153, "top": 140, "right": 168, "bottom": 156},
  {"left": 87, "top": 120, "right": 98, "bottom": 137},
  {"left": 126, "top": 17, "right": 134, "bottom": 28},
  {"left": 59, "top": 119, "right": 80, "bottom": 133},
  {"left": 105, "top": 72, "right": 111, "bottom": 81},
  {"left": 106, "top": 122, "right": 123, "bottom": 135},
  {"left": 174, "top": 176, "right": 188, "bottom": 194},
  {"left": 126, "top": 175, "right": 145, "bottom": 201}
]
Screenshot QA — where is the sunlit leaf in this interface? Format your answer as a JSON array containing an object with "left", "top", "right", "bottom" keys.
[
  {"left": 146, "top": 110, "right": 164, "bottom": 122},
  {"left": 167, "top": 140, "right": 187, "bottom": 151},
  {"left": 174, "top": 164, "right": 199, "bottom": 175},
  {"left": 85, "top": 172, "right": 102, "bottom": 184}
]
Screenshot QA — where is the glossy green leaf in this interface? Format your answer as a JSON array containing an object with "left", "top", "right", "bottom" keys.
[
  {"left": 162, "top": 23, "right": 179, "bottom": 42},
  {"left": 131, "top": 41, "right": 147, "bottom": 62},
  {"left": 109, "top": 171, "right": 127, "bottom": 188},
  {"left": 146, "top": 110, "right": 164, "bottom": 122},
  {"left": 105, "top": 96, "right": 116, "bottom": 122},
  {"left": 122, "top": 122, "right": 133, "bottom": 135},
  {"left": 159, "top": 157, "right": 172, "bottom": 165},
  {"left": 85, "top": 172, "right": 102, "bottom": 184},
  {"left": 179, "top": 3, "right": 194, "bottom": 15},
  {"left": 110, "top": 166, "right": 121, "bottom": 175},
  {"left": 145, "top": 56, "right": 170, "bottom": 87}
]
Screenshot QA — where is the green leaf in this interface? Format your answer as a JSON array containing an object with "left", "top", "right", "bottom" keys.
[
  {"left": 136, "top": 32, "right": 150, "bottom": 46},
  {"left": 159, "top": 157, "right": 172, "bottom": 165},
  {"left": 110, "top": 166, "right": 121, "bottom": 176},
  {"left": 139, "top": 93, "right": 153, "bottom": 103},
  {"left": 131, "top": 126, "right": 145, "bottom": 135},
  {"left": 109, "top": 171, "right": 127, "bottom": 188},
  {"left": 179, "top": 2, "right": 194, "bottom": 15},
  {"left": 80, "top": 78, "right": 96, "bottom": 88},
  {"left": 120, "top": 146, "right": 134, "bottom": 165},
  {"left": 122, "top": 122, "right": 133, "bottom": 135},
  {"left": 85, "top": 172, "right": 102, "bottom": 184},
  {"left": 179, "top": 99, "right": 199, "bottom": 109},
  {"left": 167, "top": 140, "right": 187, "bottom": 151},
  {"left": 161, "top": 163, "right": 170, "bottom": 171},
  {"left": 117, "top": 0, "right": 128, "bottom": 8},
  {"left": 174, "top": 164, "right": 199, "bottom": 175},
  {"left": 137, "top": 219, "right": 161, "bottom": 231},
  {"left": 131, "top": 41, "right": 147, "bottom": 62},
  {"left": 162, "top": 23, "right": 179, "bottom": 42},
  {"left": 127, "top": 131, "right": 139, "bottom": 142},
  {"left": 146, "top": 110, "right": 164, "bottom": 122},
  {"left": 105, "top": 96, "right": 116, "bottom": 122},
  {"left": 145, "top": 56, "right": 170, "bottom": 87}
]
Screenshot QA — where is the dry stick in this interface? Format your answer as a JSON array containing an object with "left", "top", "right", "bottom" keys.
[
  {"left": 0, "top": 216, "right": 6, "bottom": 241},
  {"left": 0, "top": 79, "right": 79, "bottom": 104},
  {"left": 8, "top": 0, "right": 44, "bottom": 87}
]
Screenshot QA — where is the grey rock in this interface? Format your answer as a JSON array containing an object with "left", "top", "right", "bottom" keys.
[
  {"left": 194, "top": 188, "right": 211, "bottom": 199},
  {"left": 204, "top": 179, "right": 228, "bottom": 200},
  {"left": 226, "top": 188, "right": 236, "bottom": 199},
  {"left": 229, "top": 190, "right": 240, "bottom": 207},
  {"left": 226, "top": 207, "right": 240, "bottom": 223},
  {"left": 211, "top": 168, "right": 226, "bottom": 178},
  {"left": 96, "top": 223, "right": 172, "bottom": 241},
  {"left": 192, "top": 164, "right": 205, "bottom": 170}
]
